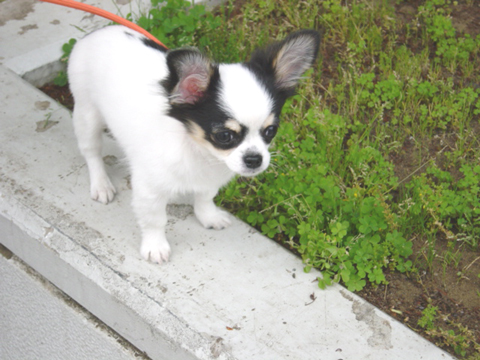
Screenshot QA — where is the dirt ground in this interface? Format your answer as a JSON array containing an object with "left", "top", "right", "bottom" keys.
[
  {"left": 39, "top": 1, "right": 480, "bottom": 357},
  {"left": 356, "top": 2, "right": 480, "bottom": 357}
]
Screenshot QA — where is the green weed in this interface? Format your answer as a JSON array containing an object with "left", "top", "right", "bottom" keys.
[
  {"left": 418, "top": 304, "right": 480, "bottom": 358},
  {"left": 418, "top": 304, "right": 439, "bottom": 331},
  {"left": 134, "top": 0, "right": 222, "bottom": 48},
  {"left": 53, "top": 38, "right": 76, "bottom": 86},
  {"left": 418, "top": 0, "right": 480, "bottom": 73},
  {"left": 405, "top": 164, "right": 480, "bottom": 249}
]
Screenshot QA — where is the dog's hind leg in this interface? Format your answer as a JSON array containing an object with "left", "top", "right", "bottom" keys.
[{"left": 73, "top": 105, "right": 116, "bottom": 204}]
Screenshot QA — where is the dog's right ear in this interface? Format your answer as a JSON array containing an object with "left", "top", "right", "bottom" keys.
[
  {"left": 165, "top": 49, "right": 213, "bottom": 105},
  {"left": 247, "top": 30, "right": 320, "bottom": 95}
]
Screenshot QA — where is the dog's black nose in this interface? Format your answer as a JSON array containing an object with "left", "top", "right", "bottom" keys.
[{"left": 244, "top": 154, "right": 263, "bottom": 169}]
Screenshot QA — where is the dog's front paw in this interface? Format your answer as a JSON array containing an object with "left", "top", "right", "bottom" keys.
[
  {"left": 140, "top": 235, "right": 171, "bottom": 264},
  {"left": 196, "top": 207, "right": 232, "bottom": 230},
  {"left": 90, "top": 177, "right": 116, "bottom": 204}
]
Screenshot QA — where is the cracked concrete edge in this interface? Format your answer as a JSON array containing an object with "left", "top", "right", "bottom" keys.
[{"left": 0, "top": 188, "right": 235, "bottom": 360}]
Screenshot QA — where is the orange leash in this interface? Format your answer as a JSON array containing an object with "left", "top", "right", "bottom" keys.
[{"left": 38, "top": 0, "right": 168, "bottom": 48}]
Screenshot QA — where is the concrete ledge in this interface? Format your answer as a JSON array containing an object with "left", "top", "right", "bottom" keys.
[
  {"left": 0, "top": 1, "right": 455, "bottom": 359},
  {"left": 0, "top": 0, "right": 156, "bottom": 86},
  {"left": 0, "top": 250, "right": 146, "bottom": 360}
]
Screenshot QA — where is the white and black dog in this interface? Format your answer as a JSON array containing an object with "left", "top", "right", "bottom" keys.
[{"left": 68, "top": 25, "right": 320, "bottom": 263}]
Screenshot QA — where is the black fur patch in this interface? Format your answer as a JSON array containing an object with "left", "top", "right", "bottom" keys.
[
  {"left": 244, "top": 29, "right": 321, "bottom": 116},
  {"left": 165, "top": 64, "right": 248, "bottom": 150},
  {"left": 141, "top": 38, "right": 168, "bottom": 53}
]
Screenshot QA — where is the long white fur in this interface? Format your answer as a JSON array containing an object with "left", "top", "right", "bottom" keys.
[{"left": 69, "top": 26, "right": 275, "bottom": 263}]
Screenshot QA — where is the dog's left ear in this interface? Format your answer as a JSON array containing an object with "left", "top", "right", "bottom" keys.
[
  {"left": 249, "top": 30, "right": 321, "bottom": 94},
  {"left": 165, "top": 49, "right": 213, "bottom": 105}
]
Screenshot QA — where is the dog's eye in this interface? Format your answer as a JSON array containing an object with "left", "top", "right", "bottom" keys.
[
  {"left": 214, "top": 130, "right": 235, "bottom": 145},
  {"left": 263, "top": 125, "right": 278, "bottom": 142}
]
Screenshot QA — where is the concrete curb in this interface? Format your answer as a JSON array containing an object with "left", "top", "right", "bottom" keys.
[
  {"left": 0, "top": 1, "right": 455, "bottom": 359},
  {"left": 0, "top": 251, "right": 147, "bottom": 360}
]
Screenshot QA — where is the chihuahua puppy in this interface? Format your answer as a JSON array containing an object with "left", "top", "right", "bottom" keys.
[{"left": 68, "top": 25, "right": 320, "bottom": 263}]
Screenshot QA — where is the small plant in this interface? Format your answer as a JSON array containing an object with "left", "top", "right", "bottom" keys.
[
  {"left": 53, "top": 38, "right": 76, "bottom": 86},
  {"left": 135, "top": 0, "right": 222, "bottom": 48},
  {"left": 405, "top": 164, "right": 480, "bottom": 250},
  {"left": 418, "top": 304, "right": 480, "bottom": 357},
  {"left": 419, "top": 0, "right": 480, "bottom": 73},
  {"left": 418, "top": 304, "right": 438, "bottom": 331}
]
